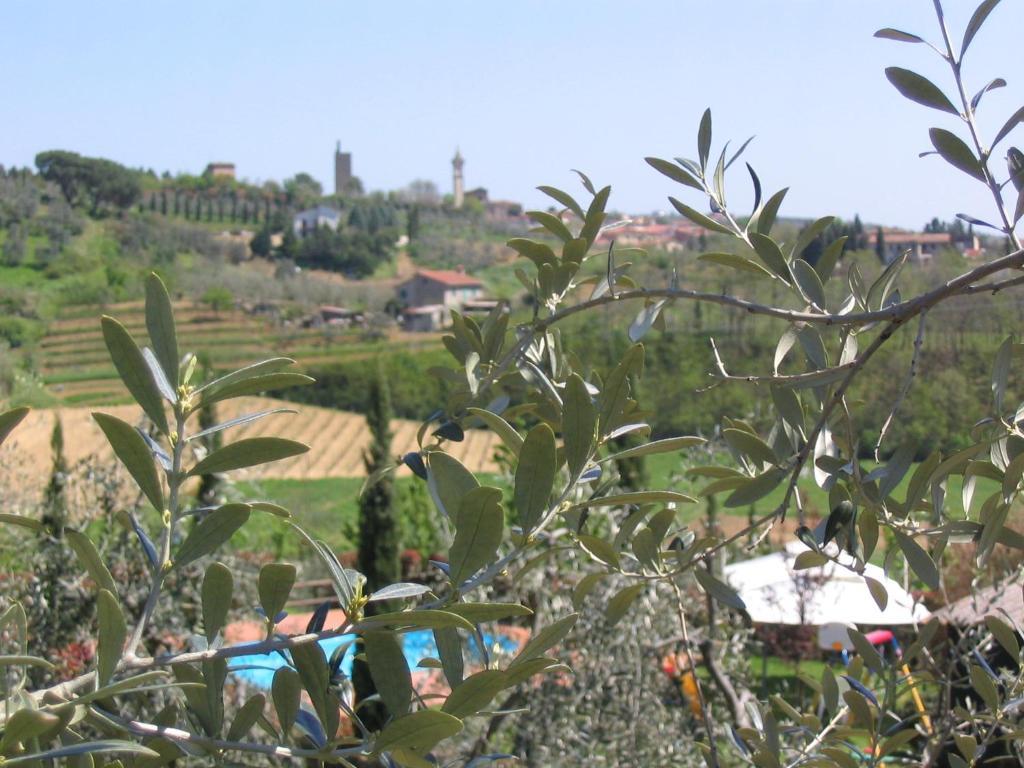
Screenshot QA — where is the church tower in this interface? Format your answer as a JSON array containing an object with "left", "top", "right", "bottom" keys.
[
  {"left": 334, "top": 141, "right": 352, "bottom": 195},
  {"left": 452, "top": 148, "right": 464, "bottom": 209}
]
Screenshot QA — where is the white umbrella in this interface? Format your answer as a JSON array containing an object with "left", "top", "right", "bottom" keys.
[{"left": 723, "top": 541, "right": 930, "bottom": 626}]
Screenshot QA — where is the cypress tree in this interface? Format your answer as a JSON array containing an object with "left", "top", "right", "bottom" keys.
[
  {"left": 41, "top": 418, "right": 68, "bottom": 537},
  {"left": 852, "top": 214, "right": 865, "bottom": 250},
  {"left": 352, "top": 364, "right": 400, "bottom": 731},
  {"left": 250, "top": 225, "right": 272, "bottom": 258},
  {"left": 196, "top": 355, "right": 223, "bottom": 509},
  {"left": 875, "top": 226, "right": 886, "bottom": 263},
  {"left": 279, "top": 226, "right": 297, "bottom": 260},
  {"left": 407, "top": 204, "right": 420, "bottom": 241}
]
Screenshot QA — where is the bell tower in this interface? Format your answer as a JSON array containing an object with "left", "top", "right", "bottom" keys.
[
  {"left": 452, "top": 148, "right": 464, "bottom": 209},
  {"left": 334, "top": 140, "right": 352, "bottom": 195}
]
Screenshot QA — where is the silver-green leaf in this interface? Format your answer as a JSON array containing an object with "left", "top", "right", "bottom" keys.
[{"left": 188, "top": 437, "right": 308, "bottom": 477}]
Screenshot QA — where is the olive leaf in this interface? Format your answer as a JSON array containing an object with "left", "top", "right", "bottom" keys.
[
  {"left": 93, "top": 413, "right": 164, "bottom": 511},
  {"left": 96, "top": 589, "right": 127, "bottom": 685},
  {"left": 101, "top": 316, "right": 169, "bottom": 434},
  {"left": 258, "top": 563, "right": 296, "bottom": 623},
  {"left": 514, "top": 424, "right": 557, "bottom": 533}
]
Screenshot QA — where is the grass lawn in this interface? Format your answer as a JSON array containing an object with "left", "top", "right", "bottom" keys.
[
  {"left": 232, "top": 476, "right": 365, "bottom": 559},
  {"left": 224, "top": 448, "right": 1003, "bottom": 565},
  {"left": 231, "top": 473, "right": 506, "bottom": 560}
]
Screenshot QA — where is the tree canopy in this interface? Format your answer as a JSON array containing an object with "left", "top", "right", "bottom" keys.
[{"left": 35, "top": 149, "right": 142, "bottom": 213}]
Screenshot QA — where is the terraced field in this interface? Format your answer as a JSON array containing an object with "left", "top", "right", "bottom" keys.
[
  {"left": 33, "top": 301, "right": 443, "bottom": 406},
  {"left": 0, "top": 397, "right": 500, "bottom": 502}
]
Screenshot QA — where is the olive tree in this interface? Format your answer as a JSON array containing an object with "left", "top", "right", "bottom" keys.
[{"left": 1, "top": 1, "right": 1024, "bottom": 765}]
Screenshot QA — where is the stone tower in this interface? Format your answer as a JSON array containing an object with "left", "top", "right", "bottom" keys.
[
  {"left": 452, "top": 148, "right": 464, "bottom": 209},
  {"left": 334, "top": 141, "right": 352, "bottom": 195}
]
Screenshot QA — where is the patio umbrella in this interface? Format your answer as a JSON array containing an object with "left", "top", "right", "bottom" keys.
[{"left": 723, "top": 541, "right": 930, "bottom": 626}]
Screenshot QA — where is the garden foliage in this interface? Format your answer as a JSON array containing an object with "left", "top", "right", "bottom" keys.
[{"left": 1, "top": 2, "right": 1023, "bottom": 766}]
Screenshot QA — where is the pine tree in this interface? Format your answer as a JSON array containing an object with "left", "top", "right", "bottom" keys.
[{"left": 352, "top": 365, "right": 400, "bottom": 731}]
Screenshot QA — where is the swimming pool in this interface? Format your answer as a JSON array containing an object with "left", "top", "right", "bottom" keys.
[{"left": 229, "top": 630, "right": 519, "bottom": 689}]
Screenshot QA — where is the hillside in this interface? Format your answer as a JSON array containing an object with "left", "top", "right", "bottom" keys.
[{"left": 33, "top": 300, "right": 444, "bottom": 407}]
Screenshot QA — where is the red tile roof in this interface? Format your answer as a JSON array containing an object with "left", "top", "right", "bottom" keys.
[
  {"left": 867, "top": 230, "right": 953, "bottom": 245},
  {"left": 412, "top": 269, "right": 484, "bottom": 287}
]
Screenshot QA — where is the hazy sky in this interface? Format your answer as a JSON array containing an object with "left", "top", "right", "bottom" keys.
[{"left": 4, "top": 1, "right": 1022, "bottom": 228}]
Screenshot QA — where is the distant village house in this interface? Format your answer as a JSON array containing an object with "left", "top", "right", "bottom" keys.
[
  {"left": 868, "top": 228, "right": 956, "bottom": 263},
  {"left": 203, "top": 162, "right": 236, "bottom": 180},
  {"left": 293, "top": 205, "right": 341, "bottom": 237},
  {"left": 596, "top": 218, "right": 709, "bottom": 251}
]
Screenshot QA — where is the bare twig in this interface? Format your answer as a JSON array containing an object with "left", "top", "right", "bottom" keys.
[
  {"left": 874, "top": 310, "right": 928, "bottom": 460},
  {"left": 932, "top": 0, "right": 1022, "bottom": 250},
  {"left": 785, "top": 705, "right": 849, "bottom": 768},
  {"left": 535, "top": 247, "right": 1024, "bottom": 332},
  {"left": 115, "top": 715, "right": 365, "bottom": 763},
  {"left": 670, "top": 580, "right": 719, "bottom": 767}
]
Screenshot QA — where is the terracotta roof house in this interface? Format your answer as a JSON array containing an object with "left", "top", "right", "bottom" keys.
[
  {"left": 203, "top": 162, "right": 236, "bottom": 179},
  {"left": 867, "top": 229, "right": 953, "bottom": 263},
  {"left": 397, "top": 268, "right": 486, "bottom": 332}
]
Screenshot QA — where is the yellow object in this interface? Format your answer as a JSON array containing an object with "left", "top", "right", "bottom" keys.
[
  {"left": 902, "top": 663, "right": 932, "bottom": 734},
  {"left": 680, "top": 671, "right": 702, "bottom": 717}
]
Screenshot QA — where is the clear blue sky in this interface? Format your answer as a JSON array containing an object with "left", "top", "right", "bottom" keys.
[{"left": 3, "top": 1, "right": 1021, "bottom": 229}]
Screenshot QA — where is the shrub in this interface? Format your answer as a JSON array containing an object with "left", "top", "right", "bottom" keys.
[{"left": 1, "top": 4, "right": 1023, "bottom": 765}]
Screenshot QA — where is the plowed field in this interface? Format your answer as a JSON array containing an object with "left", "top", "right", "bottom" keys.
[{"left": 0, "top": 398, "right": 499, "bottom": 503}]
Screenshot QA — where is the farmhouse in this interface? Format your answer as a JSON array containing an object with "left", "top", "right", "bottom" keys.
[
  {"left": 292, "top": 205, "right": 342, "bottom": 237},
  {"left": 397, "top": 268, "right": 486, "bottom": 331},
  {"left": 867, "top": 228, "right": 954, "bottom": 263}
]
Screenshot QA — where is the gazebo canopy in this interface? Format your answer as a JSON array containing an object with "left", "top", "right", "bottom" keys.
[{"left": 723, "top": 542, "right": 930, "bottom": 627}]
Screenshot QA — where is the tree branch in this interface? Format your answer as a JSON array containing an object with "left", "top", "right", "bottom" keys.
[{"left": 534, "top": 247, "right": 1024, "bottom": 331}]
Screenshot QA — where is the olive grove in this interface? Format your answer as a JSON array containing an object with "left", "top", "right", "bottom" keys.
[{"left": 1, "top": 1, "right": 1023, "bottom": 765}]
